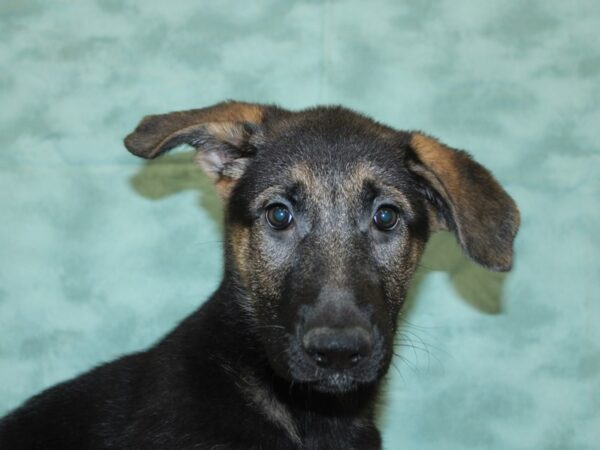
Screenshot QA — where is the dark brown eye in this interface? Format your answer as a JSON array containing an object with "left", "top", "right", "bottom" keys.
[
  {"left": 373, "top": 206, "right": 399, "bottom": 230},
  {"left": 266, "top": 204, "right": 293, "bottom": 230}
]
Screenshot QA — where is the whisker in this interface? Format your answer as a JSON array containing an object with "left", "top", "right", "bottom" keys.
[{"left": 415, "top": 262, "right": 436, "bottom": 272}]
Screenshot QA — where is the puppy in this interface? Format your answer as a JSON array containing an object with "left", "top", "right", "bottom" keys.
[{"left": 0, "top": 101, "right": 519, "bottom": 449}]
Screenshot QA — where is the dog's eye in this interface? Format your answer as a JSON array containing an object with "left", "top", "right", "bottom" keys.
[
  {"left": 373, "top": 206, "right": 399, "bottom": 231},
  {"left": 266, "top": 204, "right": 293, "bottom": 230}
]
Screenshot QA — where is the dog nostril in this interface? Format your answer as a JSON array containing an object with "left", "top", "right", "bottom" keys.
[
  {"left": 303, "top": 326, "right": 373, "bottom": 370},
  {"left": 349, "top": 353, "right": 362, "bottom": 366},
  {"left": 312, "top": 352, "right": 328, "bottom": 367}
]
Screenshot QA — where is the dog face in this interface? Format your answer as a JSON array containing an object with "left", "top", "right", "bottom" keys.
[
  {"left": 225, "top": 111, "right": 431, "bottom": 393},
  {"left": 125, "top": 102, "right": 519, "bottom": 394}
]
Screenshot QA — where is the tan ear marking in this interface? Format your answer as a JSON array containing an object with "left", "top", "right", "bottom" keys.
[
  {"left": 124, "top": 101, "right": 276, "bottom": 199},
  {"left": 410, "top": 133, "right": 460, "bottom": 197},
  {"left": 124, "top": 101, "right": 266, "bottom": 159},
  {"left": 409, "top": 132, "right": 520, "bottom": 271},
  {"left": 230, "top": 225, "right": 251, "bottom": 284}
]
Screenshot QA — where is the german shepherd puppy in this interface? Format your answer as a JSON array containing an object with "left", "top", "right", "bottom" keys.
[{"left": 0, "top": 101, "right": 519, "bottom": 449}]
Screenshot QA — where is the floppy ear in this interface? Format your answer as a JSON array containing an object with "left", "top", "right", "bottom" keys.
[
  {"left": 124, "top": 101, "right": 277, "bottom": 198},
  {"left": 408, "top": 132, "right": 520, "bottom": 271}
]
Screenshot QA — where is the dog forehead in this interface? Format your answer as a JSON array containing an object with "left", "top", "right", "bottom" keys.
[
  {"left": 287, "top": 161, "right": 374, "bottom": 203},
  {"left": 260, "top": 106, "right": 407, "bottom": 162},
  {"left": 238, "top": 107, "right": 414, "bottom": 206},
  {"left": 244, "top": 160, "right": 379, "bottom": 213}
]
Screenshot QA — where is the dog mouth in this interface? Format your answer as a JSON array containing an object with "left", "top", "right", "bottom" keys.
[
  {"left": 270, "top": 329, "right": 388, "bottom": 394},
  {"left": 310, "top": 373, "right": 361, "bottom": 394},
  {"left": 288, "top": 362, "right": 385, "bottom": 394}
]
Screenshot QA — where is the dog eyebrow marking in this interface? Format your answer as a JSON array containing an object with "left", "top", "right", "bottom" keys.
[
  {"left": 290, "top": 161, "right": 415, "bottom": 214},
  {"left": 251, "top": 185, "right": 294, "bottom": 211},
  {"left": 288, "top": 163, "right": 329, "bottom": 203}
]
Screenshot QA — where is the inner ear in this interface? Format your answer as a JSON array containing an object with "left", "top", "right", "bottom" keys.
[{"left": 411, "top": 170, "right": 456, "bottom": 233}]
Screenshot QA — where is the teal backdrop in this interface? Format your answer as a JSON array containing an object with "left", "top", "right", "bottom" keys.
[{"left": 1, "top": 1, "right": 599, "bottom": 448}]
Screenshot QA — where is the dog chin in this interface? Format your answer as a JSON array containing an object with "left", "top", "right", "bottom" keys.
[{"left": 310, "top": 373, "right": 362, "bottom": 394}]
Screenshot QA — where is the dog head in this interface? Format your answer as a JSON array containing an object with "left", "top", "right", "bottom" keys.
[{"left": 125, "top": 101, "right": 519, "bottom": 394}]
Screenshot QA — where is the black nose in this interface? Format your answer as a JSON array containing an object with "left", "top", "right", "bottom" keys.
[{"left": 302, "top": 326, "right": 373, "bottom": 370}]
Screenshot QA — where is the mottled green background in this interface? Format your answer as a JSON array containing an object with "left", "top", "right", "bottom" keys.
[{"left": 1, "top": 1, "right": 599, "bottom": 448}]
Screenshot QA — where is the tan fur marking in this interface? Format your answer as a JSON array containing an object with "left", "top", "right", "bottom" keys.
[
  {"left": 340, "top": 163, "right": 375, "bottom": 200},
  {"left": 162, "top": 102, "right": 264, "bottom": 128},
  {"left": 230, "top": 225, "right": 251, "bottom": 284},
  {"left": 124, "top": 101, "right": 265, "bottom": 159},
  {"left": 237, "top": 372, "right": 301, "bottom": 445},
  {"left": 216, "top": 360, "right": 300, "bottom": 444},
  {"left": 289, "top": 163, "right": 329, "bottom": 203},
  {"left": 204, "top": 122, "right": 245, "bottom": 146},
  {"left": 208, "top": 102, "right": 264, "bottom": 124},
  {"left": 409, "top": 133, "right": 459, "bottom": 202},
  {"left": 214, "top": 178, "right": 235, "bottom": 199},
  {"left": 409, "top": 132, "right": 519, "bottom": 271},
  {"left": 410, "top": 133, "right": 455, "bottom": 173}
]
